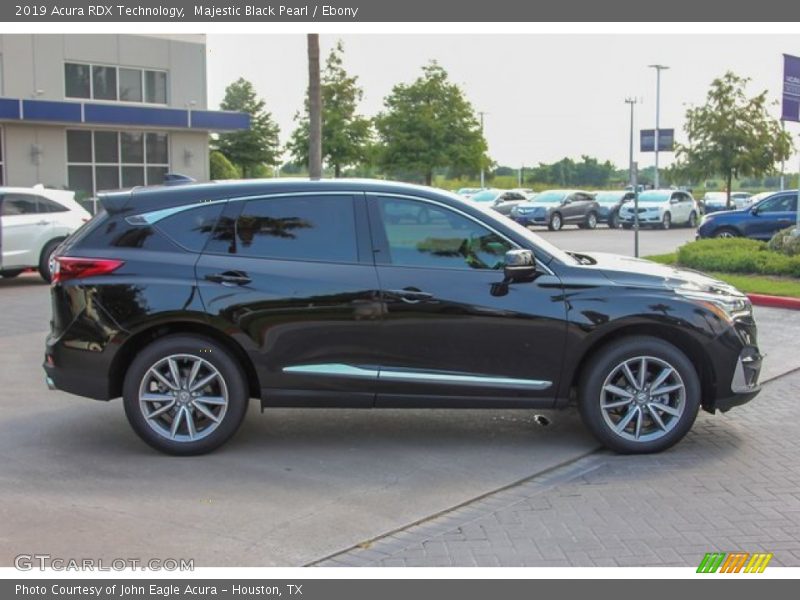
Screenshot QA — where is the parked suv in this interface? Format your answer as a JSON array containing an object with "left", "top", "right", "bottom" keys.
[
  {"left": 619, "top": 189, "right": 699, "bottom": 230},
  {"left": 1, "top": 186, "right": 90, "bottom": 281},
  {"left": 696, "top": 191, "right": 798, "bottom": 240},
  {"left": 45, "top": 179, "right": 762, "bottom": 455},
  {"left": 511, "top": 190, "right": 599, "bottom": 230}
]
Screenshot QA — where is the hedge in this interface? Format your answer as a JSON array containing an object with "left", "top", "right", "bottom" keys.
[{"left": 676, "top": 238, "right": 800, "bottom": 278}]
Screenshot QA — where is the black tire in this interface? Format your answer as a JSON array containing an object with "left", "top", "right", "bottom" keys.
[
  {"left": 578, "top": 336, "right": 701, "bottom": 454},
  {"left": 548, "top": 212, "right": 563, "bottom": 231},
  {"left": 622, "top": 223, "right": 632, "bottom": 230},
  {"left": 584, "top": 211, "right": 598, "bottom": 230},
  {"left": 687, "top": 211, "right": 698, "bottom": 228},
  {"left": 123, "top": 334, "right": 249, "bottom": 455},
  {"left": 660, "top": 212, "right": 671, "bottom": 230},
  {"left": 0, "top": 269, "right": 24, "bottom": 279},
  {"left": 38, "top": 239, "right": 62, "bottom": 283},
  {"left": 713, "top": 227, "right": 740, "bottom": 239},
  {"left": 608, "top": 212, "right": 619, "bottom": 229}
]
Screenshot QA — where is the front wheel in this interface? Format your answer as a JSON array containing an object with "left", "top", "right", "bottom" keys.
[
  {"left": 713, "top": 227, "right": 739, "bottom": 239},
  {"left": 39, "top": 239, "right": 62, "bottom": 283},
  {"left": 660, "top": 212, "right": 672, "bottom": 230},
  {"left": 123, "top": 335, "right": 249, "bottom": 455},
  {"left": 0, "top": 269, "right": 24, "bottom": 279},
  {"left": 578, "top": 336, "right": 700, "bottom": 454},
  {"left": 548, "top": 212, "right": 563, "bottom": 231}
]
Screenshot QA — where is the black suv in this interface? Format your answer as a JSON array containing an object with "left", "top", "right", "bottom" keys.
[{"left": 44, "top": 179, "right": 762, "bottom": 455}]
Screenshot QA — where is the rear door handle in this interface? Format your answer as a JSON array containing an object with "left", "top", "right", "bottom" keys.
[
  {"left": 205, "top": 271, "right": 251, "bottom": 286},
  {"left": 36, "top": 220, "right": 50, "bottom": 226},
  {"left": 387, "top": 288, "right": 434, "bottom": 304}
]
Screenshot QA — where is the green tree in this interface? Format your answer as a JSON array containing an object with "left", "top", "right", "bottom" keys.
[
  {"left": 674, "top": 71, "right": 792, "bottom": 208},
  {"left": 287, "top": 41, "right": 372, "bottom": 177},
  {"left": 214, "top": 78, "right": 281, "bottom": 177},
  {"left": 209, "top": 150, "right": 240, "bottom": 180},
  {"left": 374, "top": 62, "right": 489, "bottom": 186}
]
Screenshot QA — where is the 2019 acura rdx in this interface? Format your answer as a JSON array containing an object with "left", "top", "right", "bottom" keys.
[{"left": 44, "top": 179, "right": 762, "bottom": 455}]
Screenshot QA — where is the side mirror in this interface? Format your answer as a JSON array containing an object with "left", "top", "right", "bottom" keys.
[{"left": 504, "top": 249, "right": 537, "bottom": 282}]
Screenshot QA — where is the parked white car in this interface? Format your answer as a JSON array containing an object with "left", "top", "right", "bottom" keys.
[
  {"left": 619, "top": 189, "right": 699, "bottom": 230},
  {"left": 0, "top": 185, "right": 91, "bottom": 281}
]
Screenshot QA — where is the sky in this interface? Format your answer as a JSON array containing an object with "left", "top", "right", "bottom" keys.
[{"left": 206, "top": 34, "right": 800, "bottom": 171}]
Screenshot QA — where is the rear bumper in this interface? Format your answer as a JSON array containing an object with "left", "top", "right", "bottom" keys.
[{"left": 44, "top": 333, "right": 115, "bottom": 400}]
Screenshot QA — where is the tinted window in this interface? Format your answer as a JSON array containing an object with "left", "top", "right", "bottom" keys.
[
  {"left": 64, "top": 63, "right": 90, "bottom": 98},
  {"left": 210, "top": 195, "right": 357, "bottom": 263},
  {"left": 1, "top": 194, "right": 40, "bottom": 216},
  {"left": 377, "top": 198, "right": 512, "bottom": 271},
  {"left": 759, "top": 195, "right": 797, "bottom": 212},
  {"left": 37, "top": 197, "right": 68, "bottom": 213},
  {"left": 92, "top": 65, "right": 117, "bottom": 101},
  {"left": 155, "top": 203, "right": 224, "bottom": 252}
]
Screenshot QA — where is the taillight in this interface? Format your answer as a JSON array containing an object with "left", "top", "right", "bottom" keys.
[{"left": 52, "top": 257, "right": 124, "bottom": 284}]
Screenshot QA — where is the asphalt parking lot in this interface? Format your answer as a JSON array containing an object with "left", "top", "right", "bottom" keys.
[
  {"left": 1, "top": 226, "right": 798, "bottom": 568},
  {"left": 535, "top": 224, "right": 697, "bottom": 257}
]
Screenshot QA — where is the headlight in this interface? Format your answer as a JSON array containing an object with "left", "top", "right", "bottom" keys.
[{"left": 675, "top": 288, "right": 752, "bottom": 320}]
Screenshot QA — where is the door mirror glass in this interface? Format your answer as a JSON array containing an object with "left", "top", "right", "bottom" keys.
[{"left": 504, "top": 249, "right": 537, "bottom": 281}]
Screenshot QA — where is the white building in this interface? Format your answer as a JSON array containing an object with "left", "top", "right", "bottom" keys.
[{"left": 0, "top": 34, "right": 248, "bottom": 197}]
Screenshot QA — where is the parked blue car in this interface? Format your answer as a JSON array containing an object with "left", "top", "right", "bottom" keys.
[{"left": 696, "top": 190, "right": 798, "bottom": 240}]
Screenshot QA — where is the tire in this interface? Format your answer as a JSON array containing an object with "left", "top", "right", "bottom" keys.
[
  {"left": 122, "top": 334, "right": 249, "bottom": 455},
  {"left": 578, "top": 336, "right": 701, "bottom": 454},
  {"left": 584, "top": 211, "right": 598, "bottom": 230},
  {"left": 660, "top": 212, "right": 671, "bottom": 230},
  {"left": 548, "top": 212, "right": 563, "bottom": 231},
  {"left": 0, "top": 269, "right": 24, "bottom": 279},
  {"left": 608, "top": 212, "right": 619, "bottom": 229},
  {"left": 687, "top": 211, "right": 698, "bottom": 228},
  {"left": 713, "top": 227, "right": 740, "bottom": 239},
  {"left": 622, "top": 223, "right": 632, "bottom": 230},
  {"left": 38, "top": 239, "right": 62, "bottom": 283}
]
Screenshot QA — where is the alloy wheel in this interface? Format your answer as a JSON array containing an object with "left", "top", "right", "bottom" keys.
[
  {"left": 138, "top": 354, "right": 229, "bottom": 442},
  {"left": 600, "top": 355, "right": 686, "bottom": 443}
]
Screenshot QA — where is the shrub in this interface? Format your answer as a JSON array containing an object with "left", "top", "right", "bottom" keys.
[
  {"left": 676, "top": 238, "right": 800, "bottom": 277},
  {"left": 209, "top": 150, "right": 240, "bottom": 180},
  {"left": 767, "top": 226, "right": 800, "bottom": 257}
]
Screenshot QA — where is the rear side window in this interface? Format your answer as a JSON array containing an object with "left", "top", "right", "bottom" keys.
[
  {"left": 1, "top": 194, "right": 39, "bottom": 215},
  {"left": 155, "top": 203, "right": 224, "bottom": 252},
  {"left": 207, "top": 195, "right": 357, "bottom": 263},
  {"left": 37, "top": 197, "right": 69, "bottom": 213}
]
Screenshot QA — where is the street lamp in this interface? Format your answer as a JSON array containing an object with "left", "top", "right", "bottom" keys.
[
  {"left": 649, "top": 64, "right": 669, "bottom": 189},
  {"left": 625, "top": 97, "right": 641, "bottom": 257}
]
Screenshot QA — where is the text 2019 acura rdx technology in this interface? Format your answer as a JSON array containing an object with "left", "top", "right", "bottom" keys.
[{"left": 44, "top": 179, "right": 762, "bottom": 455}]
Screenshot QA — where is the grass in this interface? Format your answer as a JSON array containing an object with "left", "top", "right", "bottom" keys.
[{"left": 643, "top": 251, "right": 800, "bottom": 298}]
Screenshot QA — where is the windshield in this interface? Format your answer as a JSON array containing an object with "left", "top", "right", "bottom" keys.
[
  {"left": 595, "top": 192, "right": 624, "bottom": 204},
  {"left": 637, "top": 191, "right": 671, "bottom": 203},
  {"left": 703, "top": 192, "right": 726, "bottom": 204},
  {"left": 470, "top": 190, "right": 500, "bottom": 203},
  {"left": 534, "top": 191, "right": 567, "bottom": 204}
]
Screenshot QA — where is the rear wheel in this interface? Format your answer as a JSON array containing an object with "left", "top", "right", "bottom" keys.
[
  {"left": 38, "top": 239, "right": 62, "bottom": 283},
  {"left": 0, "top": 269, "right": 24, "bottom": 279},
  {"left": 548, "top": 212, "right": 563, "bottom": 231},
  {"left": 687, "top": 211, "right": 698, "bottom": 228},
  {"left": 123, "top": 335, "right": 249, "bottom": 455},
  {"left": 713, "top": 227, "right": 739, "bottom": 239},
  {"left": 608, "top": 212, "right": 619, "bottom": 229},
  {"left": 622, "top": 223, "right": 632, "bottom": 230},
  {"left": 584, "top": 211, "right": 598, "bottom": 230},
  {"left": 578, "top": 336, "right": 700, "bottom": 454}
]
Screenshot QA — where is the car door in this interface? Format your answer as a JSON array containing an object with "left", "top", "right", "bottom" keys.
[
  {"left": 745, "top": 194, "right": 797, "bottom": 240},
  {"left": 366, "top": 194, "right": 567, "bottom": 407},
  {"left": 195, "top": 192, "right": 384, "bottom": 407},
  {"left": 0, "top": 193, "right": 54, "bottom": 269}
]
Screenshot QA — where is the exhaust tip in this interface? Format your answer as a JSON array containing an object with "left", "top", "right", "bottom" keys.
[{"left": 533, "top": 414, "right": 551, "bottom": 427}]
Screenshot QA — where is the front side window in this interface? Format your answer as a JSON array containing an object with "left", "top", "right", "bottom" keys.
[
  {"left": 759, "top": 195, "right": 797, "bottom": 213},
  {"left": 67, "top": 129, "right": 170, "bottom": 197},
  {"left": 207, "top": 195, "right": 358, "bottom": 264},
  {"left": 376, "top": 197, "right": 512, "bottom": 271}
]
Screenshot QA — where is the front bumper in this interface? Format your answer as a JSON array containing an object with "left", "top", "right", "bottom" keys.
[
  {"left": 512, "top": 213, "right": 548, "bottom": 226},
  {"left": 714, "top": 346, "right": 762, "bottom": 412}
]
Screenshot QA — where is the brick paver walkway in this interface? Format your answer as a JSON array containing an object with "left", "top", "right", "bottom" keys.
[{"left": 315, "top": 369, "right": 800, "bottom": 567}]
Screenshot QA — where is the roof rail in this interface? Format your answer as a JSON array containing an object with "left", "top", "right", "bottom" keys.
[{"left": 162, "top": 173, "right": 197, "bottom": 186}]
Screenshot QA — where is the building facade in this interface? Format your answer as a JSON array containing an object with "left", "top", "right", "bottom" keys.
[{"left": 0, "top": 34, "right": 248, "bottom": 197}]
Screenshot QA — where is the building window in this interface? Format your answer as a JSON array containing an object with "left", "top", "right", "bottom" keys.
[
  {"left": 0, "top": 128, "right": 4, "bottom": 186},
  {"left": 67, "top": 129, "right": 169, "bottom": 197},
  {"left": 64, "top": 62, "right": 168, "bottom": 104}
]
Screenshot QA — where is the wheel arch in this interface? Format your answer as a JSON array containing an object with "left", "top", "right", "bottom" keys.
[
  {"left": 108, "top": 321, "right": 261, "bottom": 400},
  {"left": 565, "top": 323, "right": 717, "bottom": 412}
]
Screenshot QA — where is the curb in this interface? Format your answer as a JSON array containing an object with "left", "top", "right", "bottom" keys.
[{"left": 747, "top": 293, "right": 800, "bottom": 310}]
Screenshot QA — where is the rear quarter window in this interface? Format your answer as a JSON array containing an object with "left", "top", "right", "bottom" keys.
[{"left": 154, "top": 203, "right": 225, "bottom": 252}]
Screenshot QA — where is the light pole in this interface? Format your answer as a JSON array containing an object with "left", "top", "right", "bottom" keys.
[
  {"left": 478, "top": 111, "right": 488, "bottom": 188},
  {"left": 649, "top": 64, "right": 669, "bottom": 189},
  {"left": 626, "top": 97, "right": 640, "bottom": 257}
]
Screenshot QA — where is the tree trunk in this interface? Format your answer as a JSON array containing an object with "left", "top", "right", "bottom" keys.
[
  {"left": 334, "top": 164, "right": 341, "bottom": 178},
  {"left": 307, "top": 34, "right": 323, "bottom": 180},
  {"left": 726, "top": 171, "right": 733, "bottom": 210},
  {"left": 425, "top": 171, "right": 433, "bottom": 186}
]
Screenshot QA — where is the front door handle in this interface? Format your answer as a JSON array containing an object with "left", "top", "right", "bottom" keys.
[
  {"left": 205, "top": 271, "right": 251, "bottom": 286},
  {"left": 387, "top": 288, "right": 434, "bottom": 304},
  {"left": 36, "top": 220, "right": 51, "bottom": 226}
]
